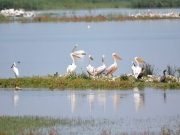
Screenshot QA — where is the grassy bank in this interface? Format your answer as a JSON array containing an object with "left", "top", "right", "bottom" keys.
[
  {"left": 0, "top": 73, "right": 180, "bottom": 90},
  {"left": 0, "top": 115, "right": 180, "bottom": 134},
  {"left": 0, "top": 0, "right": 130, "bottom": 10}
]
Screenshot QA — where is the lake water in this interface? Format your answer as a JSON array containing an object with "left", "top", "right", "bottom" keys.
[
  {"left": 0, "top": 8, "right": 180, "bottom": 78},
  {"left": 1, "top": 9, "right": 180, "bottom": 133},
  {"left": 0, "top": 88, "right": 180, "bottom": 134},
  {"left": 1, "top": 88, "right": 180, "bottom": 118}
]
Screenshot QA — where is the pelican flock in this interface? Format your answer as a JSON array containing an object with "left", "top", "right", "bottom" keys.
[{"left": 10, "top": 45, "right": 173, "bottom": 81}]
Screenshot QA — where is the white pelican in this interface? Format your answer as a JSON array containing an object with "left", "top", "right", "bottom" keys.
[
  {"left": 11, "top": 62, "right": 19, "bottom": 78},
  {"left": 94, "top": 55, "right": 106, "bottom": 77},
  {"left": 86, "top": 55, "right": 95, "bottom": 77},
  {"left": 67, "top": 53, "right": 81, "bottom": 75},
  {"left": 132, "top": 57, "right": 145, "bottom": 78},
  {"left": 72, "top": 44, "right": 86, "bottom": 58},
  {"left": 104, "top": 53, "right": 122, "bottom": 77}
]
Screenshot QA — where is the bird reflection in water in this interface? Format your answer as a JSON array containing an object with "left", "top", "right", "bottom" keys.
[
  {"left": 163, "top": 91, "right": 166, "bottom": 103},
  {"left": 98, "top": 91, "right": 106, "bottom": 111},
  {"left": 113, "top": 93, "right": 119, "bottom": 110},
  {"left": 87, "top": 92, "right": 94, "bottom": 111},
  {"left": 13, "top": 92, "right": 19, "bottom": 106},
  {"left": 68, "top": 93, "right": 76, "bottom": 113},
  {"left": 133, "top": 87, "right": 145, "bottom": 112}
]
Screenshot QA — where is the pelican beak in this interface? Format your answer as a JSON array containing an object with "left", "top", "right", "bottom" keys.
[
  {"left": 136, "top": 57, "right": 145, "bottom": 63},
  {"left": 11, "top": 64, "right": 13, "bottom": 68},
  {"left": 72, "top": 54, "right": 81, "bottom": 59},
  {"left": 115, "top": 54, "right": 122, "bottom": 60},
  {"left": 90, "top": 56, "right": 93, "bottom": 60}
]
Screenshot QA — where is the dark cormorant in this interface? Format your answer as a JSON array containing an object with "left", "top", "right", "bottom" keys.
[
  {"left": 137, "top": 68, "right": 145, "bottom": 79},
  {"left": 160, "top": 70, "right": 167, "bottom": 82}
]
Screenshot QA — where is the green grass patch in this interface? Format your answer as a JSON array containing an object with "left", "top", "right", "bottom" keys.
[{"left": 0, "top": 74, "right": 180, "bottom": 90}]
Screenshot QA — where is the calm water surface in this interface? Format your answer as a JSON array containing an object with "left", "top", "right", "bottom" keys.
[
  {"left": 0, "top": 17, "right": 180, "bottom": 78},
  {"left": 0, "top": 88, "right": 180, "bottom": 133},
  {"left": 0, "top": 88, "right": 180, "bottom": 118}
]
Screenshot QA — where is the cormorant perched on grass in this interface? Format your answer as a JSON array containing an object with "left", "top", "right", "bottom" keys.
[
  {"left": 137, "top": 68, "right": 145, "bottom": 79},
  {"left": 160, "top": 70, "right": 167, "bottom": 82}
]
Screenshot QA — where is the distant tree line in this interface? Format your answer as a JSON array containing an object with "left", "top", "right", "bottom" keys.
[
  {"left": 0, "top": 0, "right": 180, "bottom": 10},
  {"left": 131, "top": 0, "right": 180, "bottom": 8}
]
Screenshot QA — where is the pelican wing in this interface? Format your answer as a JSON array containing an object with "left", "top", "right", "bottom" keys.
[
  {"left": 105, "top": 64, "right": 115, "bottom": 75},
  {"left": 134, "top": 66, "right": 142, "bottom": 78},
  {"left": 74, "top": 50, "right": 86, "bottom": 58},
  {"left": 67, "top": 64, "right": 76, "bottom": 74},
  {"left": 95, "top": 65, "right": 106, "bottom": 76},
  {"left": 86, "top": 65, "right": 95, "bottom": 76}
]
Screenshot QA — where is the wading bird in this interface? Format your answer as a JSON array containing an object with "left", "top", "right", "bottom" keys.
[
  {"left": 104, "top": 53, "right": 122, "bottom": 77},
  {"left": 94, "top": 55, "right": 106, "bottom": 77},
  {"left": 86, "top": 55, "right": 95, "bottom": 77},
  {"left": 11, "top": 62, "right": 19, "bottom": 78},
  {"left": 137, "top": 67, "right": 145, "bottom": 79},
  {"left": 160, "top": 70, "right": 167, "bottom": 82},
  {"left": 67, "top": 53, "right": 81, "bottom": 75},
  {"left": 132, "top": 57, "right": 145, "bottom": 79},
  {"left": 71, "top": 44, "right": 86, "bottom": 58}
]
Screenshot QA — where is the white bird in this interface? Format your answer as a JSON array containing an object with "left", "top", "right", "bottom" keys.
[
  {"left": 71, "top": 44, "right": 86, "bottom": 58},
  {"left": 94, "top": 55, "right": 106, "bottom": 77},
  {"left": 86, "top": 55, "right": 95, "bottom": 77},
  {"left": 104, "top": 53, "right": 122, "bottom": 77},
  {"left": 67, "top": 53, "right": 81, "bottom": 75},
  {"left": 132, "top": 57, "right": 145, "bottom": 78},
  {"left": 14, "top": 86, "right": 22, "bottom": 91},
  {"left": 11, "top": 62, "right": 19, "bottom": 78}
]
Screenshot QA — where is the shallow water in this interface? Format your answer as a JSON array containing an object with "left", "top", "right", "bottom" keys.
[
  {"left": 1, "top": 88, "right": 180, "bottom": 133},
  {"left": 0, "top": 88, "right": 180, "bottom": 118}
]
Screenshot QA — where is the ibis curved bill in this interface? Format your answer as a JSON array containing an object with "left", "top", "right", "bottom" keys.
[{"left": 104, "top": 53, "right": 122, "bottom": 77}]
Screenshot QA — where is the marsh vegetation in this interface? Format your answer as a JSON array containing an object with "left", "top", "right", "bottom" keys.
[
  {"left": 0, "top": 0, "right": 180, "bottom": 10},
  {"left": 0, "top": 115, "right": 180, "bottom": 134}
]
